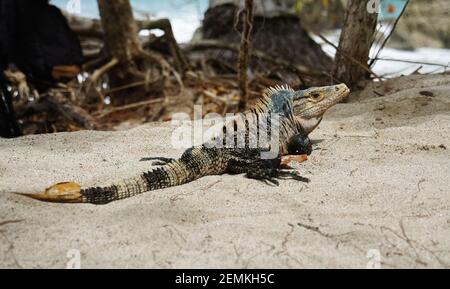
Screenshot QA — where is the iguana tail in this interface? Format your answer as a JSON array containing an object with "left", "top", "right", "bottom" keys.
[
  {"left": 80, "top": 164, "right": 183, "bottom": 204},
  {"left": 20, "top": 146, "right": 224, "bottom": 204}
]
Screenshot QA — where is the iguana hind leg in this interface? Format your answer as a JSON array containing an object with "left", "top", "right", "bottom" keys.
[
  {"left": 226, "top": 148, "right": 309, "bottom": 185},
  {"left": 245, "top": 166, "right": 280, "bottom": 186},
  {"left": 139, "top": 156, "right": 175, "bottom": 165},
  {"left": 245, "top": 165, "right": 310, "bottom": 185}
]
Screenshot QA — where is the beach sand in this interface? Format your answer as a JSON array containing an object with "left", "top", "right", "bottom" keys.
[{"left": 0, "top": 74, "right": 449, "bottom": 268}]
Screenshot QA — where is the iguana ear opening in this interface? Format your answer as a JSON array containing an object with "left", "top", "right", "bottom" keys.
[{"left": 298, "top": 116, "right": 323, "bottom": 134}]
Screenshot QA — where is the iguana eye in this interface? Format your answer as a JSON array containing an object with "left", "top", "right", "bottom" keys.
[{"left": 311, "top": 93, "right": 321, "bottom": 99}]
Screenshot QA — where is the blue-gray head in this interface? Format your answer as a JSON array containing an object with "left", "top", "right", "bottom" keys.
[
  {"left": 261, "top": 83, "right": 350, "bottom": 134},
  {"left": 292, "top": 83, "right": 350, "bottom": 133}
]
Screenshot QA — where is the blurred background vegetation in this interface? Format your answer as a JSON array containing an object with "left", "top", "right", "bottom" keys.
[{"left": 1, "top": 0, "right": 448, "bottom": 137}]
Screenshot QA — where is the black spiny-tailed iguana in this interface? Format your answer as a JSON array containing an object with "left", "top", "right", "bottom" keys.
[{"left": 21, "top": 84, "right": 349, "bottom": 204}]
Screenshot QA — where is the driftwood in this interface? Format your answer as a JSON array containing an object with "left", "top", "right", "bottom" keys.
[
  {"left": 64, "top": 13, "right": 104, "bottom": 39},
  {"left": 66, "top": 13, "right": 188, "bottom": 75},
  {"left": 141, "top": 18, "right": 190, "bottom": 74},
  {"left": 65, "top": 13, "right": 181, "bottom": 40},
  {"left": 63, "top": 13, "right": 104, "bottom": 61},
  {"left": 66, "top": 1, "right": 183, "bottom": 105},
  {"left": 45, "top": 89, "right": 101, "bottom": 130}
]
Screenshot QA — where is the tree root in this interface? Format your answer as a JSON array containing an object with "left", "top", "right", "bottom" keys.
[
  {"left": 45, "top": 89, "right": 102, "bottom": 130},
  {"left": 138, "top": 50, "right": 184, "bottom": 91},
  {"left": 83, "top": 49, "right": 184, "bottom": 105},
  {"left": 82, "top": 57, "right": 119, "bottom": 104},
  {"left": 141, "top": 18, "right": 190, "bottom": 74},
  {"left": 90, "top": 57, "right": 119, "bottom": 85}
]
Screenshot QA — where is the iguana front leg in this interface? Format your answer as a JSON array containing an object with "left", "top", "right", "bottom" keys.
[
  {"left": 226, "top": 148, "right": 309, "bottom": 185},
  {"left": 244, "top": 159, "right": 310, "bottom": 185},
  {"left": 249, "top": 133, "right": 312, "bottom": 183}
]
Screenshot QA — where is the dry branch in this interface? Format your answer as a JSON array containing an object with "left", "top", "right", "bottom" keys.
[
  {"left": 45, "top": 90, "right": 101, "bottom": 130},
  {"left": 318, "top": 33, "right": 381, "bottom": 81},
  {"left": 95, "top": 98, "right": 165, "bottom": 119},
  {"left": 373, "top": 58, "right": 449, "bottom": 68},
  {"left": 369, "top": 0, "right": 410, "bottom": 67}
]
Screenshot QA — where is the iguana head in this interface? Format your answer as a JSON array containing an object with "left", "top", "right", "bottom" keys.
[{"left": 292, "top": 83, "right": 350, "bottom": 133}]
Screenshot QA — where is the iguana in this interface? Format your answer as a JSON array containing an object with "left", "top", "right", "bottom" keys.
[{"left": 21, "top": 83, "right": 349, "bottom": 204}]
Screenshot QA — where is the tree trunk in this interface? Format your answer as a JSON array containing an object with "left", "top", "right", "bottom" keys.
[
  {"left": 97, "top": 0, "right": 141, "bottom": 61},
  {"left": 237, "top": 0, "right": 254, "bottom": 110},
  {"left": 333, "top": 0, "right": 377, "bottom": 88},
  {"left": 97, "top": 0, "right": 144, "bottom": 105}
]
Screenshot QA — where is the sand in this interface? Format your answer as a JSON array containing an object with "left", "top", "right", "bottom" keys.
[{"left": 0, "top": 74, "right": 449, "bottom": 268}]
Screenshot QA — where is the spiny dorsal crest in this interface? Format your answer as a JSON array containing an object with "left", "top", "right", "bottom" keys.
[
  {"left": 262, "top": 84, "right": 294, "bottom": 99},
  {"left": 253, "top": 84, "right": 294, "bottom": 113}
]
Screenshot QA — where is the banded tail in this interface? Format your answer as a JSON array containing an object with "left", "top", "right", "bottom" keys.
[{"left": 20, "top": 146, "right": 225, "bottom": 204}]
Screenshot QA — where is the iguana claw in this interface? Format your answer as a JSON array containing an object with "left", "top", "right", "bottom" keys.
[{"left": 18, "top": 182, "right": 83, "bottom": 203}]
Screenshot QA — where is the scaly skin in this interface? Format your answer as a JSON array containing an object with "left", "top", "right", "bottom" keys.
[{"left": 22, "top": 84, "right": 349, "bottom": 204}]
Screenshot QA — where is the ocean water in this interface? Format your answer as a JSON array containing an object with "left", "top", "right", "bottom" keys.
[
  {"left": 316, "top": 33, "right": 450, "bottom": 78},
  {"left": 51, "top": 0, "right": 208, "bottom": 43}
]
